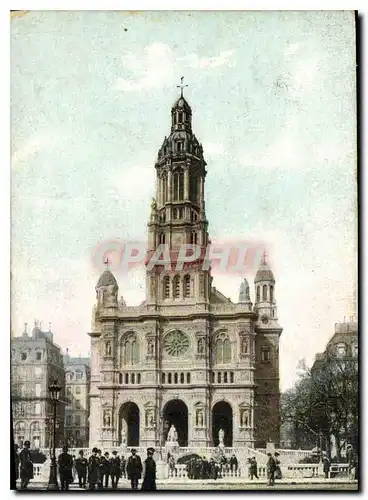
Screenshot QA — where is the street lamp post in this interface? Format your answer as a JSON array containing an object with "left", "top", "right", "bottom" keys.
[{"left": 47, "top": 380, "right": 61, "bottom": 491}]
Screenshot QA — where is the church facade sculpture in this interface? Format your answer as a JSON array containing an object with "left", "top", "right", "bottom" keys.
[{"left": 88, "top": 88, "right": 282, "bottom": 450}]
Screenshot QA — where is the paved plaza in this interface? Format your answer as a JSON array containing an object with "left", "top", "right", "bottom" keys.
[{"left": 17, "top": 478, "right": 358, "bottom": 492}]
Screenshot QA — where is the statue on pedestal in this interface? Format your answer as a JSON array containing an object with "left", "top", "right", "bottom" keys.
[
  {"left": 120, "top": 428, "right": 127, "bottom": 448},
  {"left": 218, "top": 428, "right": 225, "bottom": 448},
  {"left": 167, "top": 425, "right": 178, "bottom": 443}
]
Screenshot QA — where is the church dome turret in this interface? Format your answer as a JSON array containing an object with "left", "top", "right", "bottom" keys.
[
  {"left": 254, "top": 259, "right": 275, "bottom": 284},
  {"left": 96, "top": 266, "right": 118, "bottom": 308}
]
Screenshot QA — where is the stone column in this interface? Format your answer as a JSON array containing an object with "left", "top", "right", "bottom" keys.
[
  {"left": 184, "top": 166, "right": 190, "bottom": 200},
  {"left": 168, "top": 170, "right": 172, "bottom": 202}
]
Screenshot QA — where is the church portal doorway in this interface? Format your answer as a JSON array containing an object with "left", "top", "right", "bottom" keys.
[
  {"left": 119, "top": 402, "right": 140, "bottom": 446},
  {"left": 212, "top": 401, "right": 233, "bottom": 447},
  {"left": 163, "top": 399, "right": 188, "bottom": 447}
]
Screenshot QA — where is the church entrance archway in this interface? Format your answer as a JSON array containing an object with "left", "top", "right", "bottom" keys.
[
  {"left": 163, "top": 399, "right": 188, "bottom": 447},
  {"left": 119, "top": 402, "right": 140, "bottom": 446},
  {"left": 212, "top": 401, "right": 233, "bottom": 447}
]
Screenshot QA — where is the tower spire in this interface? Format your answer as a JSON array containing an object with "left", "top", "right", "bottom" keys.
[
  {"left": 261, "top": 249, "right": 267, "bottom": 265},
  {"left": 177, "top": 76, "right": 188, "bottom": 98}
]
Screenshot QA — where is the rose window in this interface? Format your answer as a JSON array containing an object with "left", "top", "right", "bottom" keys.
[{"left": 164, "top": 331, "right": 189, "bottom": 357}]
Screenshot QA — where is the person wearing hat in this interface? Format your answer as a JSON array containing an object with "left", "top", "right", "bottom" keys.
[
  {"left": 127, "top": 448, "right": 143, "bottom": 490},
  {"left": 75, "top": 450, "right": 88, "bottom": 488},
  {"left": 88, "top": 447, "right": 100, "bottom": 490},
  {"left": 141, "top": 448, "right": 157, "bottom": 491},
  {"left": 110, "top": 451, "right": 121, "bottom": 490},
  {"left": 19, "top": 441, "right": 33, "bottom": 490},
  {"left": 266, "top": 452, "right": 276, "bottom": 486},
  {"left": 58, "top": 445, "right": 73, "bottom": 491}
]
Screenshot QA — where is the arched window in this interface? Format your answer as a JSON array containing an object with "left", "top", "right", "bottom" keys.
[
  {"left": 125, "top": 373, "right": 129, "bottom": 384},
  {"left": 162, "top": 174, "right": 168, "bottom": 203},
  {"left": 159, "top": 233, "right": 166, "bottom": 244},
  {"left": 190, "top": 173, "right": 198, "bottom": 202},
  {"left": 224, "top": 372, "right": 228, "bottom": 383},
  {"left": 263, "top": 285, "right": 267, "bottom": 301},
  {"left": 168, "top": 373, "right": 172, "bottom": 384},
  {"left": 173, "top": 170, "right": 184, "bottom": 201},
  {"left": 217, "top": 372, "right": 222, "bottom": 383},
  {"left": 178, "top": 112, "right": 183, "bottom": 123},
  {"left": 187, "top": 373, "right": 191, "bottom": 384},
  {"left": 184, "top": 275, "right": 191, "bottom": 298},
  {"left": 119, "top": 373, "right": 123, "bottom": 384},
  {"left": 270, "top": 285, "right": 274, "bottom": 302},
  {"left": 163, "top": 276, "right": 170, "bottom": 299},
  {"left": 174, "top": 373, "right": 178, "bottom": 384},
  {"left": 137, "top": 373, "right": 141, "bottom": 384},
  {"left": 162, "top": 373, "right": 166, "bottom": 384},
  {"left": 122, "top": 334, "right": 140, "bottom": 366},
  {"left": 223, "top": 339, "right": 231, "bottom": 363},
  {"left": 173, "top": 275, "right": 180, "bottom": 298},
  {"left": 131, "top": 373, "right": 135, "bottom": 384},
  {"left": 256, "top": 286, "right": 260, "bottom": 302},
  {"left": 230, "top": 372, "right": 234, "bottom": 383},
  {"left": 211, "top": 371, "right": 215, "bottom": 383},
  {"left": 214, "top": 333, "right": 232, "bottom": 364},
  {"left": 190, "top": 231, "right": 198, "bottom": 244}
]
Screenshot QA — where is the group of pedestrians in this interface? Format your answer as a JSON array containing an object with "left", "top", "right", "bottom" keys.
[
  {"left": 184, "top": 454, "right": 239, "bottom": 480},
  {"left": 247, "top": 456, "right": 259, "bottom": 479},
  {"left": 266, "top": 452, "right": 282, "bottom": 486}
]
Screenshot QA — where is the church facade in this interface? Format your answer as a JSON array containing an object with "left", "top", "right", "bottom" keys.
[{"left": 88, "top": 92, "right": 282, "bottom": 450}]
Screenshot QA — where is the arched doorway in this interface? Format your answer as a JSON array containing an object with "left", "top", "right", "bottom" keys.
[
  {"left": 120, "top": 402, "right": 140, "bottom": 446},
  {"left": 163, "top": 399, "right": 188, "bottom": 447},
  {"left": 212, "top": 401, "right": 233, "bottom": 447}
]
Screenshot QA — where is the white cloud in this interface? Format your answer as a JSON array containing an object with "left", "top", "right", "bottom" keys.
[
  {"left": 12, "top": 133, "right": 52, "bottom": 170},
  {"left": 178, "top": 50, "right": 236, "bottom": 69},
  {"left": 114, "top": 44, "right": 236, "bottom": 93}
]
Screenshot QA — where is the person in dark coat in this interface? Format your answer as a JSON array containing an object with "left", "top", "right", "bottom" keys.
[
  {"left": 229, "top": 454, "right": 238, "bottom": 474},
  {"left": 58, "top": 445, "right": 73, "bottom": 491},
  {"left": 101, "top": 452, "right": 111, "bottom": 489},
  {"left": 267, "top": 453, "right": 276, "bottom": 486},
  {"left": 88, "top": 448, "right": 100, "bottom": 490},
  {"left": 14, "top": 444, "right": 20, "bottom": 483},
  {"left": 110, "top": 451, "right": 121, "bottom": 490},
  {"left": 19, "top": 441, "right": 33, "bottom": 490},
  {"left": 141, "top": 448, "right": 157, "bottom": 491},
  {"left": 323, "top": 454, "right": 331, "bottom": 479},
  {"left": 75, "top": 450, "right": 88, "bottom": 488},
  {"left": 127, "top": 448, "right": 143, "bottom": 490},
  {"left": 274, "top": 452, "right": 282, "bottom": 479},
  {"left": 250, "top": 457, "right": 259, "bottom": 479},
  {"left": 121, "top": 455, "right": 127, "bottom": 478},
  {"left": 97, "top": 449, "right": 104, "bottom": 489}
]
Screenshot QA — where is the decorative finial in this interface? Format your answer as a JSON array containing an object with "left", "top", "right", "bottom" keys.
[
  {"left": 177, "top": 76, "right": 188, "bottom": 98},
  {"left": 261, "top": 250, "right": 268, "bottom": 265},
  {"left": 104, "top": 257, "right": 110, "bottom": 270}
]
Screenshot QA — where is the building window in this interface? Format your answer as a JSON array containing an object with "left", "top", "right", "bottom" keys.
[
  {"left": 176, "top": 141, "right": 184, "bottom": 153},
  {"left": 162, "top": 373, "right": 166, "bottom": 384},
  {"left": 180, "top": 373, "right": 184, "bottom": 384},
  {"left": 186, "top": 373, "right": 191, "bottom": 384},
  {"left": 211, "top": 371, "right": 215, "bottom": 383},
  {"left": 168, "top": 373, "right": 172, "bottom": 384},
  {"left": 125, "top": 373, "right": 129, "bottom": 384},
  {"left": 66, "top": 415, "right": 72, "bottom": 426},
  {"left": 162, "top": 174, "right": 167, "bottom": 203},
  {"left": 217, "top": 372, "right": 222, "bottom": 383},
  {"left": 159, "top": 233, "right": 166, "bottom": 244},
  {"left": 224, "top": 372, "right": 228, "bottom": 383},
  {"left": 36, "top": 352, "right": 42, "bottom": 361},
  {"left": 261, "top": 346, "right": 271, "bottom": 362},
  {"left": 230, "top": 372, "right": 234, "bottom": 383},
  {"left": 174, "top": 373, "right": 178, "bottom": 384},
  {"left": 184, "top": 275, "right": 191, "bottom": 298},
  {"left": 256, "top": 286, "right": 260, "bottom": 302},
  {"left": 75, "top": 386, "right": 81, "bottom": 395},
  {"left": 122, "top": 334, "right": 140, "bottom": 365},
  {"left": 190, "top": 231, "right": 198, "bottom": 244},
  {"left": 75, "top": 370, "right": 83, "bottom": 380},
  {"left": 178, "top": 112, "right": 183, "bottom": 123},
  {"left": 75, "top": 400, "right": 81, "bottom": 410},
  {"left": 131, "top": 373, "right": 135, "bottom": 384},
  {"left": 75, "top": 415, "right": 81, "bottom": 426},
  {"left": 21, "top": 352, "right": 27, "bottom": 361},
  {"left": 270, "top": 285, "right": 274, "bottom": 302},
  {"left": 163, "top": 276, "right": 170, "bottom": 299},
  {"left": 137, "top": 373, "right": 141, "bottom": 384},
  {"left": 173, "top": 275, "right": 180, "bottom": 298},
  {"left": 35, "top": 367, "right": 42, "bottom": 378},
  {"left": 262, "top": 285, "right": 267, "bottom": 301},
  {"left": 173, "top": 170, "right": 184, "bottom": 200},
  {"left": 214, "top": 335, "right": 231, "bottom": 364},
  {"left": 119, "top": 373, "right": 123, "bottom": 384},
  {"left": 35, "top": 384, "right": 41, "bottom": 397},
  {"left": 67, "top": 387, "right": 72, "bottom": 395},
  {"left": 34, "top": 403, "right": 41, "bottom": 415}
]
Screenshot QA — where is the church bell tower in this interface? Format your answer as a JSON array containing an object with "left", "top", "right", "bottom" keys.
[{"left": 146, "top": 80, "right": 211, "bottom": 306}]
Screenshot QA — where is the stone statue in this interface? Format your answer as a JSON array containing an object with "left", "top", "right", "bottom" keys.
[
  {"left": 196, "top": 410, "right": 204, "bottom": 427},
  {"left": 218, "top": 428, "right": 225, "bottom": 446},
  {"left": 118, "top": 296, "right": 126, "bottom": 309},
  {"left": 106, "top": 341, "right": 112, "bottom": 356},
  {"left": 120, "top": 428, "right": 127, "bottom": 446},
  {"left": 197, "top": 338, "right": 204, "bottom": 354},
  {"left": 33, "top": 437, "right": 40, "bottom": 449},
  {"left": 241, "top": 410, "right": 249, "bottom": 427},
  {"left": 239, "top": 278, "right": 250, "bottom": 302},
  {"left": 147, "top": 339, "right": 154, "bottom": 355},
  {"left": 167, "top": 425, "right": 177, "bottom": 442},
  {"left": 151, "top": 197, "right": 157, "bottom": 211},
  {"left": 242, "top": 339, "right": 248, "bottom": 354}
]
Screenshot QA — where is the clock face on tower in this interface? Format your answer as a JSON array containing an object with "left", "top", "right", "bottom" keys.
[
  {"left": 164, "top": 330, "right": 190, "bottom": 357},
  {"left": 261, "top": 315, "right": 269, "bottom": 325}
]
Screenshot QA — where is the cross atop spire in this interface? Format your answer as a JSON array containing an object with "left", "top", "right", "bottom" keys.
[
  {"left": 177, "top": 76, "right": 188, "bottom": 97},
  {"left": 104, "top": 257, "right": 110, "bottom": 270}
]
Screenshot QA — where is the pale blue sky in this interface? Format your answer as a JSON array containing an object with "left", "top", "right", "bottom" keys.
[{"left": 11, "top": 11, "right": 356, "bottom": 389}]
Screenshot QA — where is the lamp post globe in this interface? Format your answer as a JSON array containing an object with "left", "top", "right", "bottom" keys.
[{"left": 47, "top": 380, "right": 61, "bottom": 491}]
